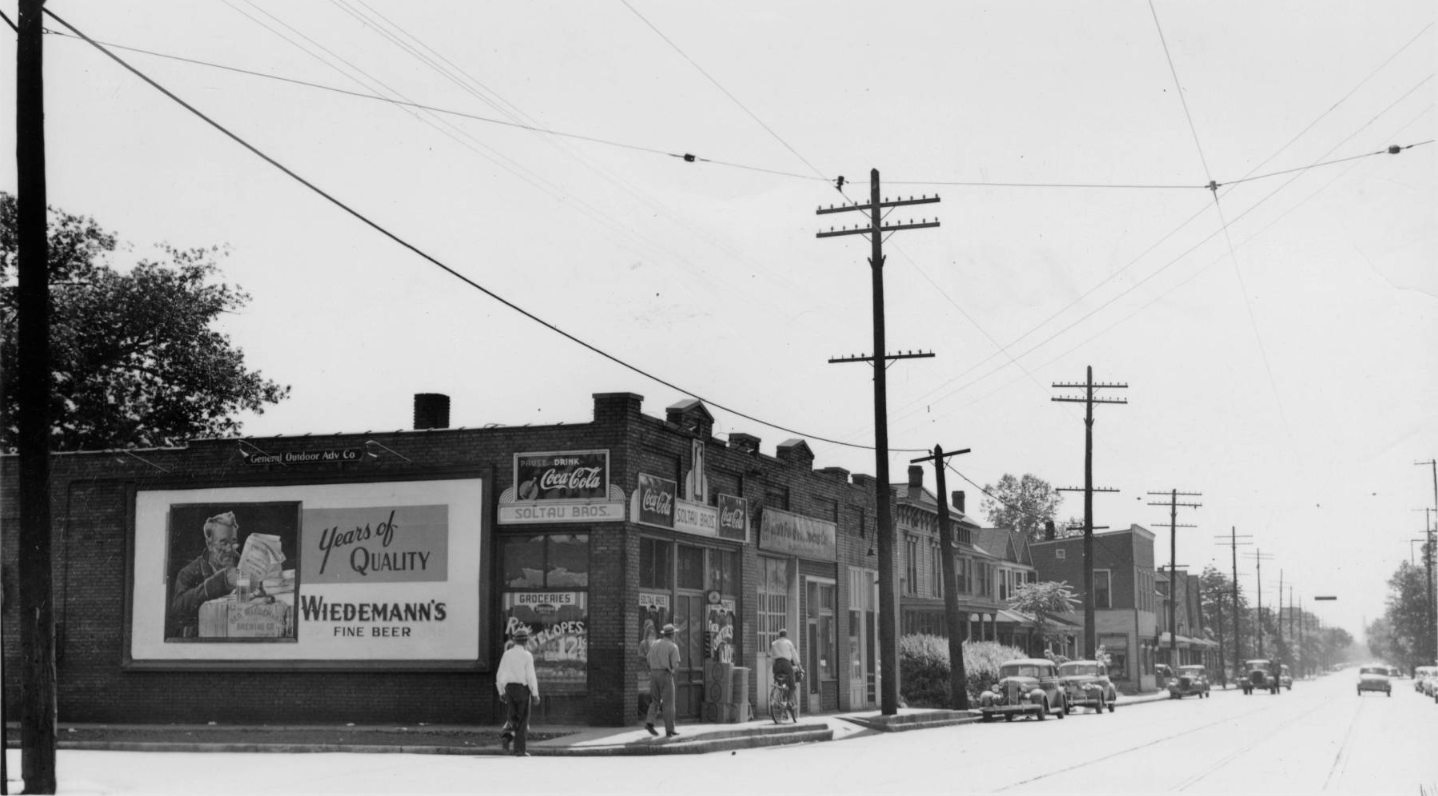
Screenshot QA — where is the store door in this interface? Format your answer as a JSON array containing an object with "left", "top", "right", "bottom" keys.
[
  {"left": 848, "top": 567, "right": 878, "bottom": 708},
  {"left": 674, "top": 590, "right": 706, "bottom": 718}
]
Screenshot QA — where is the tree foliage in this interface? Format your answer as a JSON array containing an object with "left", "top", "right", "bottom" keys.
[
  {"left": 1366, "top": 554, "right": 1434, "bottom": 672},
  {"left": 1, "top": 193, "right": 289, "bottom": 451},
  {"left": 980, "top": 473, "right": 1063, "bottom": 543},
  {"left": 1008, "top": 580, "right": 1079, "bottom": 651}
]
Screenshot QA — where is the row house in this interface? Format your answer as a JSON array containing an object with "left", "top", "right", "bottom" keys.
[
  {"left": 1030, "top": 524, "right": 1162, "bottom": 693},
  {"left": 894, "top": 466, "right": 1053, "bottom": 654},
  {"left": 1156, "top": 568, "right": 1219, "bottom": 671}
]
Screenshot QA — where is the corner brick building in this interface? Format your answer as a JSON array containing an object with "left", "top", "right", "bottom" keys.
[{"left": 1, "top": 392, "right": 894, "bottom": 727}]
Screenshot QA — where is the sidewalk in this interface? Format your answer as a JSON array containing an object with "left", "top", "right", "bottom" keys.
[{"left": 17, "top": 688, "right": 1180, "bottom": 757}]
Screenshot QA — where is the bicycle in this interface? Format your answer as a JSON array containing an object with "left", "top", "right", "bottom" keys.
[{"left": 769, "top": 665, "right": 802, "bottom": 723}]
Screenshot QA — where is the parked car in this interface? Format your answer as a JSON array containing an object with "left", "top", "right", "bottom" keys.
[
  {"left": 978, "top": 659, "right": 1068, "bottom": 722},
  {"left": 1357, "top": 665, "right": 1392, "bottom": 696},
  {"left": 1412, "top": 665, "right": 1436, "bottom": 694},
  {"left": 1279, "top": 664, "right": 1293, "bottom": 691},
  {"left": 1242, "top": 659, "right": 1282, "bottom": 695},
  {"left": 1168, "top": 664, "right": 1212, "bottom": 699},
  {"left": 1058, "top": 660, "right": 1117, "bottom": 714}
]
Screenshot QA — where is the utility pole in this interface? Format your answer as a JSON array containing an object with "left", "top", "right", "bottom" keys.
[
  {"left": 1148, "top": 489, "right": 1200, "bottom": 668},
  {"left": 1245, "top": 550, "right": 1275, "bottom": 657},
  {"left": 1215, "top": 528, "right": 1251, "bottom": 687},
  {"left": 15, "top": 0, "right": 58, "bottom": 792},
  {"left": 912, "top": 446, "right": 971, "bottom": 710},
  {"left": 1052, "top": 368, "right": 1126, "bottom": 658},
  {"left": 819, "top": 170, "right": 939, "bottom": 715},
  {"left": 1415, "top": 458, "right": 1437, "bottom": 667}
]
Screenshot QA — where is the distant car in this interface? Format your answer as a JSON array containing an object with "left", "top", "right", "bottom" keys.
[
  {"left": 1388, "top": 666, "right": 1403, "bottom": 679},
  {"left": 1412, "top": 666, "right": 1436, "bottom": 694},
  {"left": 1279, "top": 664, "right": 1293, "bottom": 691},
  {"left": 978, "top": 659, "right": 1068, "bottom": 722},
  {"left": 1168, "top": 665, "right": 1212, "bottom": 699},
  {"left": 1357, "top": 666, "right": 1392, "bottom": 696},
  {"left": 1058, "top": 660, "right": 1117, "bottom": 714},
  {"left": 1242, "top": 659, "right": 1282, "bottom": 695}
]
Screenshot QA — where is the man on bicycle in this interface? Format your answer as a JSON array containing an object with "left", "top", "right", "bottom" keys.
[{"left": 770, "top": 628, "right": 800, "bottom": 698}]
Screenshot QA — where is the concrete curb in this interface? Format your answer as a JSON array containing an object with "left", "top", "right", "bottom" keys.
[
  {"left": 840, "top": 711, "right": 982, "bottom": 732},
  {"left": 529, "top": 725, "right": 834, "bottom": 756}
]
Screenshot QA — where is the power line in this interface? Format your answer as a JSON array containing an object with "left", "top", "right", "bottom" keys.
[
  {"left": 619, "top": 0, "right": 852, "bottom": 202},
  {"left": 42, "top": 7, "right": 927, "bottom": 457},
  {"left": 1147, "top": 0, "right": 1216, "bottom": 184}
]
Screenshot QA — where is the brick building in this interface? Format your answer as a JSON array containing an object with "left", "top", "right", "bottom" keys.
[
  {"left": 0, "top": 392, "right": 891, "bottom": 728},
  {"left": 1030, "top": 524, "right": 1161, "bottom": 693},
  {"left": 1156, "top": 568, "right": 1219, "bottom": 669}
]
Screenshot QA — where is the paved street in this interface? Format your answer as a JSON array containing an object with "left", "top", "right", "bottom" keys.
[{"left": 10, "top": 672, "right": 1433, "bottom": 795}]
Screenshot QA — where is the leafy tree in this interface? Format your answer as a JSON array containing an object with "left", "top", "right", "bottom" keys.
[
  {"left": 0, "top": 193, "right": 289, "bottom": 451},
  {"left": 1367, "top": 557, "right": 1433, "bottom": 672},
  {"left": 981, "top": 473, "right": 1063, "bottom": 543},
  {"left": 1008, "top": 580, "right": 1079, "bottom": 655}
]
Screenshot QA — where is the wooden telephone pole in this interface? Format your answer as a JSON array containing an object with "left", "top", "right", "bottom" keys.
[
  {"left": 1147, "top": 489, "right": 1200, "bottom": 667},
  {"left": 1244, "top": 550, "right": 1275, "bottom": 657},
  {"left": 818, "top": 170, "right": 939, "bottom": 715},
  {"left": 1215, "top": 528, "right": 1252, "bottom": 686},
  {"left": 1052, "top": 367, "right": 1126, "bottom": 658},
  {"left": 912, "top": 446, "right": 970, "bottom": 709},
  {"left": 15, "top": 0, "right": 58, "bottom": 792}
]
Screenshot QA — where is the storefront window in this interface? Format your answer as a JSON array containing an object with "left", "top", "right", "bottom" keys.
[
  {"left": 1101, "top": 633, "right": 1129, "bottom": 681},
  {"left": 640, "top": 537, "right": 672, "bottom": 590},
  {"left": 500, "top": 533, "right": 591, "bottom": 694},
  {"left": 677, "top": 545, "right": 704, "bottom": 590}
]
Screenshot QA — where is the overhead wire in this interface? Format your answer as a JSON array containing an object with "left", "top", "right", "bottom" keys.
[
  {"left": 42, "top": 6, "right": 929, "bottom": 456},
  {"left": 222, "top": 1, "right": 780, "bottom": 310},
  {"left": 877, "top": 22, "right": 1437, "bottom": 437},
  {"left": 320, "top": 0, "right": 834, "bottom": 310}
]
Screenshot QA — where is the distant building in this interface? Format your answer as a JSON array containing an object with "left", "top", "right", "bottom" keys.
[
  {"left": 1157, "top": 568, "right": 1220, "bottom": 670},
  {"left": 1031, "top": 524, "right": 1161, "bottom": 693}
]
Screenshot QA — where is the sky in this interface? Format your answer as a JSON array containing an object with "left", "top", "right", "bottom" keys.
[{"left": 1, "top": 1, "right": 1434, "bottom": 639}]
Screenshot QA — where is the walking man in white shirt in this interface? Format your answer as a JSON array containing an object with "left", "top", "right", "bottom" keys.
[
  {"left": 645, "top": 623, "right": 681, "bottom": 737},
  {"left": 496, "top": 626, "right": 540, "bottom": 756}
]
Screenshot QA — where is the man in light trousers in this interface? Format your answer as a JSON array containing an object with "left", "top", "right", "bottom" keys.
[{"left": 645, "top": 623, "right": 681, "bottom": 737}]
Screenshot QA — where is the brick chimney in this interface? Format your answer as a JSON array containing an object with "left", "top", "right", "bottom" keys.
[
  {"left": 1045, "top": 520, "right": 1056, "bottom": 541},
  {"left": 817, "top": 466, "right": 850, "bottom": 482},
  {"left": 593, "top": 392, "right": 644, "bottom": 425},
  {"left": 907, "top": 465, "right": 924, "bottom": 497},
  {"left": 851, "top": 473, "right": 877, "bottom": 491},
  {"left": 413, "top": 393, "right": 450, "bottom": 430},
  {"left": 776, "top": 439, "right": 814, "bottom": 469},
  {"left": 728, "top": 432, "right": 761, "bottom": 455},
  {"left": 952, "top": 490, "right": 966, "bottom": 515}
]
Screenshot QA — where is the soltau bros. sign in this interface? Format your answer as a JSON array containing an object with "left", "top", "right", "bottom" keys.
[{"left": 632, "top": 440, "right": 750, "bottom": 543}]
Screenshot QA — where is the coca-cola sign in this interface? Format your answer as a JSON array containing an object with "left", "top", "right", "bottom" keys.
[
  {"left": 636, "top": 473, "right": 677, "bottom": 529},
  {"left": 717, "top": 494, "right": 749, "bottom": 542},
  {"left": 514, "top": 451, "right": 610, "bottom": 501}
]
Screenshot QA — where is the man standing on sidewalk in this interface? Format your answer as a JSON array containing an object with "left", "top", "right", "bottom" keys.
[
  {"left": 645, "top": 623, "right": 681, "bottom": 737},
  {"left": 497, "top": 626, "right": 540, "bottom": 756}
]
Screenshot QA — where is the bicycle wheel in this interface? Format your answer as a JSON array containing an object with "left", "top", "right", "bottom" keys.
[{"left": 769, "top": 685, "right": 786, "bottom": 724}]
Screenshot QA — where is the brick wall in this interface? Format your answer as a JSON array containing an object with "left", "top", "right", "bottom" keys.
[{"left": 0, "top": 390, "right": 881, "bottom": 727}]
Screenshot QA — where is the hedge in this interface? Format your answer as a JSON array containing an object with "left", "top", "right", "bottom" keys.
[{"left": 899, "top": 634, "right": 1027, "bottom": 708}]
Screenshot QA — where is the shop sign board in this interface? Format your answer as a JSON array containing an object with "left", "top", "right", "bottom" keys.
[
  {"left": 128, "top": 478, "right": 487, "bottom": 670},
  {"left": 717, "top": 494, "right": 749, "bottom": 543},
  {"left": 674, "top": 499, "right": 718, "bottom": 538},
  {"left": 759, "top": 507, "right": 837, "bottom": 561},
  {"left": 498, "top": 450, "right": 625, "bottom": 524},
  {"left": 243, "top": 448, "right": 362, "bottom": 466},
  {"left": 634, "top": 473, "right": 677, "bottom": 529}
]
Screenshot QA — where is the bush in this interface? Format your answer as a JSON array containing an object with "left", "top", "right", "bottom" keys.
[{"left": 899, "top": 635, "right": 1027, "bottom": 707}]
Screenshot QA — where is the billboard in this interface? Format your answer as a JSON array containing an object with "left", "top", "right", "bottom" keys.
[{"left": 128, "top": 478, "right": 486, "bottom": 669}]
